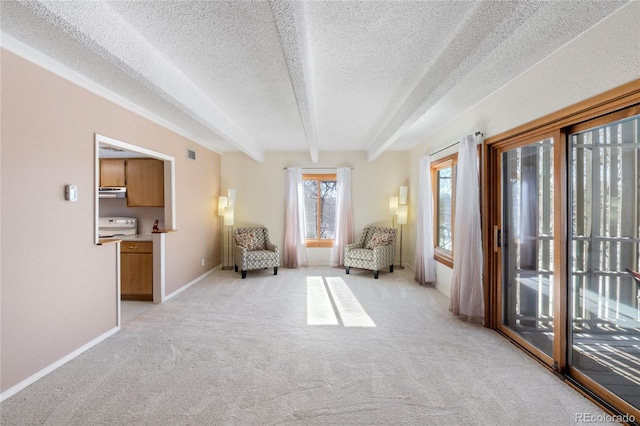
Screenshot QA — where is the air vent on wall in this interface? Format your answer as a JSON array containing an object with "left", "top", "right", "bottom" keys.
[{"left": 187, "top": 149, "right": 196, "bottom": 160}]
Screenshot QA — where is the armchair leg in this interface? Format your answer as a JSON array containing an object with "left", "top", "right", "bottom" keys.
[
  {"left": 234, "top": 265, "right": 238, "bottom": 272},
  {"left": 374, "top": 270, "right": 379, "bottom": 279},
  {"left": 241, "top": 270, "right": 247, "bottom": 279},
  {"left": 274, "top": 267, "right": 278, "bottom": 275},
  {"left": 346, "top": 266, "right": 350, "bottom": 274},
  {"left": 390, "top": 264, "right": 394, "bottom": 273}
]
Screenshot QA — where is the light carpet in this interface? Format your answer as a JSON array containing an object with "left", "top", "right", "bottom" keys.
[{"left": 0, "top": 267, "right": 613, "bottom": 425}]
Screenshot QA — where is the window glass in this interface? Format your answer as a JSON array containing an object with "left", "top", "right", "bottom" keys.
[
  {"left": 431, "top": 155, "right": 457, "bottom": 266},
  {"left": 437, "top": 166, "right": 453, "bottom": 251},
  {"left": 319, "top": 180, "right": 336, "bottom": 239},
  {"left": 568, "top": 114, "right": 640, "bottom": 408},
  {"left": 502, "top": 138, "right": 555, "bottom": 358},
  {"left": 303, "top": 174, "right": 336, "bottom": 246},
  {"left": 303, "top": 179, "right": 318, "bottom": 239}
]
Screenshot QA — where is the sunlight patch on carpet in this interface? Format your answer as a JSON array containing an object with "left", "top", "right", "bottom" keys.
[
  {"left": 326, "top": 277, "right": 376, "bottom": 328},
  {"left": 307, "top": 276, "right": 339, "bottom": 325}
]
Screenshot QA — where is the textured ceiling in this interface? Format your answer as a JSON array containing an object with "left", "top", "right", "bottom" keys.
[{"left": 0, "top": 0, "right": 629, "bottom": 162}]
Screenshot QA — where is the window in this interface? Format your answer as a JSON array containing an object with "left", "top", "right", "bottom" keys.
[
  {"left": 303, "top": 174, "right": 336, "bottom": 247},
  {"left": 431, "top": 154, "right": 457, "bottom": 267}
]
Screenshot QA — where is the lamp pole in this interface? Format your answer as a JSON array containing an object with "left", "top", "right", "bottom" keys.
[
  {"left": 218, "top": 196, "right": 228, "bottom": 269},
  {"left": 222, "top": 205, "right": 235, "bottom": 270},
  {"left": 397, "top": 204, "right": 408, "bottom": 269}
]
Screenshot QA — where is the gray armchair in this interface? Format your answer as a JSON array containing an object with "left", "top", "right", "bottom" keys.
[
  {"left": 344, "top": 226, "right": 396, "bottom": 279},
  {"left": 233, "top": 227, "right": 280, "bottom": 279}
]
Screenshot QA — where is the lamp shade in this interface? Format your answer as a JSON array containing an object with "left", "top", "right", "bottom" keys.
[
  {"left": 218, "top": 196, "right": 228, "bottom": 216},
  {"left": 224, "top": 206, "right": 235, "bottom": 226},
  {"left": 399, "top": 186, "right": 408, "bottom": 205},
  {"left": 227, "top": 188, "right": 236, "bottom": 207},
  {"left": 397, "top": 204, "right": 408, "bottom": 225},
  {"left": 389, "top": 196, "right": 399, "bottom": 215}
]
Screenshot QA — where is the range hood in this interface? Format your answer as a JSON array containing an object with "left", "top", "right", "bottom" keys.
[{"left": 98, "top": 187, "right": 127, "bottom": 198}]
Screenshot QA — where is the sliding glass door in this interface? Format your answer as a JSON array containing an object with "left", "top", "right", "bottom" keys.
[
  {"left": 500, "top": 137, "right": 556, "bottom": 359},
  {"left": 568, "top": 114, "right": 640, "bottom": 410},
  {"left": 488, "top": 105, "right": 640, "bottom": 417}
]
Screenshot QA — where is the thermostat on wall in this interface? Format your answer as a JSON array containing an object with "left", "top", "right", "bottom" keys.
[{"left": 65, "top": 184, "right": 78, "bottom": 202}]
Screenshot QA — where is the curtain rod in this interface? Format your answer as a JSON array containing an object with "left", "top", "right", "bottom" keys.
[
  {"left": 282, "top": 166, "right": 354, "bottom": 170},
  {"left": 429, "top": 131, "right": 484, "bottom": 157}
]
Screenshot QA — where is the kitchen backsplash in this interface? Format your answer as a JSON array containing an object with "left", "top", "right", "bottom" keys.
[{"left": 99, "top": 198, "right": 165, "bottom": 234}]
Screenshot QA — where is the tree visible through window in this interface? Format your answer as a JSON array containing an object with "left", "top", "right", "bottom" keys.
[
  {"left": 437, "top": 166, "right": 453, "bottom": 251},
  {"left": 303, "top": 174, "right": 336, "bottom": 247},
  {"left": 431, "top": 154, "right": 457, "bottom": 267}
]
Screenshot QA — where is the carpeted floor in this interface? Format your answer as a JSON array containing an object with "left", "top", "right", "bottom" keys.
[{"left": 0, "top": 267, "right": 614, "bottom": 425}]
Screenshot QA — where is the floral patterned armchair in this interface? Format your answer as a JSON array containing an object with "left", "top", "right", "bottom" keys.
[
  {"left": 344, "top": 226, "right": 396, "bottom": 279},
  {"left": 233, "top": 227, "right": 280, "bottom": 279}
]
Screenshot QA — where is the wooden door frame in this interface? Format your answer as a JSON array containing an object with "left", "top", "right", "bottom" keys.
[
  {"left": 484, "top": 78, "right": 640, "bottom": 328},
  {"left": 481, "top": 79, "right": 640, "bottom": 419},
  {"left": 484, "top": 130, "right": 560, "bottom": 369}
]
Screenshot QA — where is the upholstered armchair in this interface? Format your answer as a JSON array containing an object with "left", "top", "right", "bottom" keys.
[
  {"left": 344, "top": 226, "right": 396, "bottom": 279},
  {"left": 233, "top": 227, "right": 280, "bottom": 279}
]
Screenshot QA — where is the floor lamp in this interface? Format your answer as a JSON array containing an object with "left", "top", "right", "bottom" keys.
[
  {"left": 218, "top": 196, "right": 228, "bottom": 269},
  {"left": 389, "top": 196, "right": 398, "bottom": 228},
  {"left": 222, "top": 206, "right": 235, "bottom": 270},
  {"left": 397, "top": 204, "right": 408, "bottom": 269}
]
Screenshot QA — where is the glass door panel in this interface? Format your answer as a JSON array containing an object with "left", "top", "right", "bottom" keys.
[
  {"left": 569, "top": 114, "right": 640, "bottom": 409},
  {"left": 502, "top": 138, "right": 555, "bottom": 357}
]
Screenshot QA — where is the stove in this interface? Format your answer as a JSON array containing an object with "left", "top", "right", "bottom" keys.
[{"left": 98, "top": 217, "right": 137, "bottom": 238}]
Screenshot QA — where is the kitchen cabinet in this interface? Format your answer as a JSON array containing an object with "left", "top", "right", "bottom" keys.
[
  {"left": 99, "top": 158, "right": 164, "bottom": 207},
  {"left": 121, "top": 241, "right": 153, "bottom": 301},
  {"left": 100, "top": 159, "right": 126, "bottom": 187},
  {"left": 125, "top": 158, "right": 165, "bottom": 207}
]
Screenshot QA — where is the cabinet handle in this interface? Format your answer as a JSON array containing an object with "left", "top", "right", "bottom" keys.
[{"left": 128, "top": 246, "right": 137, "bottom": 249}]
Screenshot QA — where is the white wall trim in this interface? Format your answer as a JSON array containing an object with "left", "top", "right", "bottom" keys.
[
  {"left": 0, "top": 267, "right": 216, "bottom": 402},
  {"left": 0, "top": 33, "right": 220, "bottom": 155},
  {"left": 0, "top": 326, "right": 119, "bottom": 403},
  {"left": 153, "top": 233, "right": 166, "bottom": 304},
  {"left": 163, "top": 268, "right": 216, "bottom": 302}
]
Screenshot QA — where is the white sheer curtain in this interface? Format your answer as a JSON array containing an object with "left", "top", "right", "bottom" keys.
[
  {"left": 449, "top": 134, "right": 484, "bottom": 323},
  {"left": 414, "top": 155, "right": 437, "bottom": 285},
  {"left": 332, "top": 167, "right": 353, "bottom": 267},
  {"left": 284, "top": 168, "right": 308, "bottom": 268}
]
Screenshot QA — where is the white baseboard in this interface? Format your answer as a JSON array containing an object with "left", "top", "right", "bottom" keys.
[
  {"left": 1, "top": 269, "right": 217, "bottom": 402},
  {"left": 0, "top": 326, "right": 119, "bottom": 403},
  {"left": 163, "top": 268, "right": 215, "bottom": 302}
]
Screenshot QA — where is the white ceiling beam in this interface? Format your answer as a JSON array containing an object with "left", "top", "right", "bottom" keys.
[
  {"left": 22, "top": 0, "right": 266, "bottom": 162},
  {"left": 269, "top": 0, "right": 319, "bottom": 163},
  {"left": 365, "top": 1, "right": 542, "bottom": 162}
]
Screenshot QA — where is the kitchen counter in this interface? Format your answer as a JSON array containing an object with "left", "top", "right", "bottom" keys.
[
  {"left": 120, "top": 234, "right": 154, "bottom": 242},
  {"left": 98, "top": 231, "right": 175, "bottom": 245}
]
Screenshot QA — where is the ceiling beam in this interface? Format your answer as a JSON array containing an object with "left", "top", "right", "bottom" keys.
[
  {"left": 269, "top": 0, "right": 319, "bottom": 163},
  {"left": 23, "top": 0, "right": 266, "bottom": 162},
  {"left": 365, "top": 1, "right": 541, "bottom": 162}
]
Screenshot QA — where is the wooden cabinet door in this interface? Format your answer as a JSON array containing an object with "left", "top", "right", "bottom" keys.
[
  {"left": 100, "top": 159, "right": 126, "bottom": 187},
  {"left": 126, "top": 158, "right": 164, "bottom": 207},
  {"left": 121, "top": 252, "right": 153, "bottom": 301}
]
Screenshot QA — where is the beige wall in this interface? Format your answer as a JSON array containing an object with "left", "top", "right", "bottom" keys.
[
  {"left": 407, "top": 1, "right": 640, "bottom": 296},
  {"left": 0, "top": 49, "right": 221, "bottom": 393},
  {"left": 221, "top": 151, "right": 410, "bottom": 267}
]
